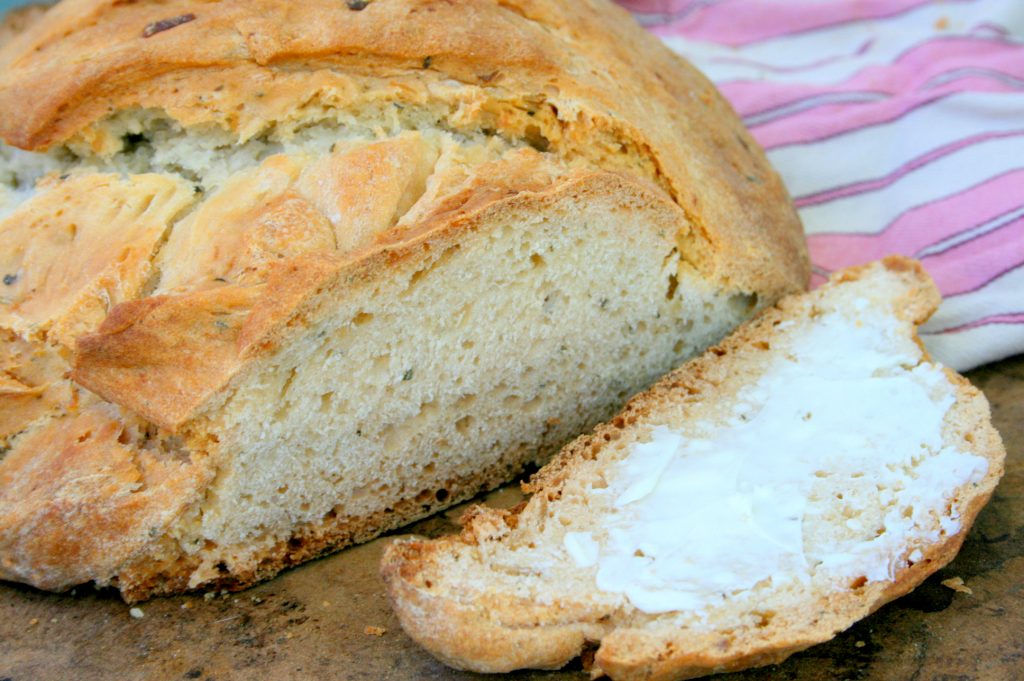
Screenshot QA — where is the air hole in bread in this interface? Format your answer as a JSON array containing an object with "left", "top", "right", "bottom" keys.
[
  {"left": 522, "top": 395, "right": 543, "bottom": 414},
  {"left": 455, "top": 415, "right": 475, "bottom": 436},
  {"left": 523, "top": 124, "right": 550, "bottom": 152}
]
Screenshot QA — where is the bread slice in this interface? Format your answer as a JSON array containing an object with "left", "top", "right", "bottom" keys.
[
  {"left": 0, "top": 1, "right": 807, "bottom": 600},
  {"left": 382, "top": 257, "right": 1006, "bottom": 680}
]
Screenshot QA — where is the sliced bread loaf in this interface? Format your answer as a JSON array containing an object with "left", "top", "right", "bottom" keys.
[
  {"left": 0, "top": 0, "right": 807, "bottom": 600},
  {"left": 382, "top": 257, "right": 1006, "bottom": 680}
]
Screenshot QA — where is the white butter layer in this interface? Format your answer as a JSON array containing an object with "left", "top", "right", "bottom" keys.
[{"left": 564, "top": 311, "right": 989, "bottom": 615}]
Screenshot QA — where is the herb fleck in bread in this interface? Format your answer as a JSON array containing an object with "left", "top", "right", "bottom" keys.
[
  {"left": 0, "top": 0, "right": 807, "bottom": 600},
  {"left": 382, "top": 257, "right": 1005, "bottom": 680}
]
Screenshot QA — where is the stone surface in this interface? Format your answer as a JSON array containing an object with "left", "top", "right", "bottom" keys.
[{"left": 1, "top": 356, "right": 1022, "bottom": 681}]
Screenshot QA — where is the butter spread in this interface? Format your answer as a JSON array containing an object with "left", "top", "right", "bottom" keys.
[{"left": 563, "top": 312, "right": 989, "bottom": 615}]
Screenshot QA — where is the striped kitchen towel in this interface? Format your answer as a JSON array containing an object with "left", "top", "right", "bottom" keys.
[{"left": 623, "top": 0, "right": 1024, "bottom": 371}]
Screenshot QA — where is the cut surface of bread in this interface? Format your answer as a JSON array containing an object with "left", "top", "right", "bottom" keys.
[
  {"left": 382, "top": 257, "right": 1006, "bottom": 681},
  {"left": 0, "top": 0, "right": 807, "bottom": 600}
]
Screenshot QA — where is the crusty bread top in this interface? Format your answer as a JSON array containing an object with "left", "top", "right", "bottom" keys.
[
  {"left": 0, "top": 0, "right": 807, "bottom": 299},
  {"left": 381, "top": 257, "right": 1006, "bottom": 680}
]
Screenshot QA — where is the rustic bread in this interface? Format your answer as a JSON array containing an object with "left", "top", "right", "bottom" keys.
[
  {"left": 0, "top": 0, "right": 807, "bottom": 600},
  {"left": 382, "top": 257, "right": 1005, "bottom": 680}
]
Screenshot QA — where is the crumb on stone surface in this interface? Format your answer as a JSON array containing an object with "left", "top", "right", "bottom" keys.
[
  {"left": 129, "top": 607, "right": 145, "bottom": 619},
  {"left": 941, "top": 576, "right": 973, "bottom": 594},
  {"left": 364, "top": 625, "right": 386, "bottom": 637}
]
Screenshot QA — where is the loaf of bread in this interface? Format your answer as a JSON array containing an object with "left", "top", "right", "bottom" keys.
[
  {"left": 0, "top": 0, "right": 806, "bottom": 600},
  {"left": 382, "top": 257, "right": 1005, "bottom": 680}
]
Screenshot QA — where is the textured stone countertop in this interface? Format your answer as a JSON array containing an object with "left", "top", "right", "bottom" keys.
[{"left": 2, "top": 355, "right": 1021, "bottom": 681}]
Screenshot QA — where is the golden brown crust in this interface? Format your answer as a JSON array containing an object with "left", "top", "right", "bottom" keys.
[
  {"left": 380, "top": 258, "right": 1006, "bottom": 679},
  {"left": 0, "top": 330, "right": 69, "bottom": 447},
  {"left": 0, "top": 173, "right": 195, "bottom": 349},
  {"left": 0, "top": 0, "right": 807, "bottom": 299},
  {"left": 0, "top": 404, "right": 212, "bottom": 591},
  {"left": 73, "top": 285, "right": 265, "bottom": 430}
]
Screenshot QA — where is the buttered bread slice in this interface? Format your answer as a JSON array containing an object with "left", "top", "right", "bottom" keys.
[{"left": 382, "top": 257, "right": 1005, "bottom": 680}]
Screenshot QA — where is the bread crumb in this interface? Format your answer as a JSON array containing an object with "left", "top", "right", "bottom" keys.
[
  {"left": 180, "top": 602, "right": 192, "bottom": 609},
  {"left": 129, "top": 607, "right": 145, "bottom": 619},
  {"left": 364, "top": 625, "right": 387, "bottom": 637},
  {"left": 29, "top": 618, "right": 39, "bottom": 626},
  {"left": 854, "top": 641, "right": 866, "bottom": 648},
  {"left": 941, "top": 576, "right": 973, "bottom": 594},
  {"left": 321, "top": 600, "right": 331, "bottom": 608}
]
